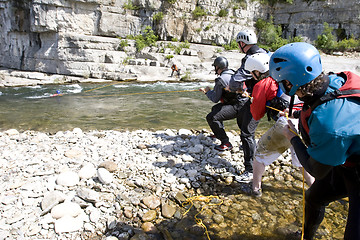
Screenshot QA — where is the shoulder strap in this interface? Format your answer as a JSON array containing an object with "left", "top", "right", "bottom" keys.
[{"left": 311, "top": 71, "right": 360, "bottom": 110}]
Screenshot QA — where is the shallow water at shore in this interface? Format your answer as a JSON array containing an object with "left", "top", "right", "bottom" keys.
[{"left": 0, "top": 81, "right": 271, "bottom": 134}]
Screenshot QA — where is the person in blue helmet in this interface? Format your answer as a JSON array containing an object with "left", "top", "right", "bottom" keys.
[
  {"left": 270, "top": 42, "right": 360, "bottom": 240},
  {"left": 199, "top": 56, "right": 238, "bottom": 151}
]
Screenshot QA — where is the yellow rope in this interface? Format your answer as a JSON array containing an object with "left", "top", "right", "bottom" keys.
[
  {"left": 301, "top": 168, "right": 305, "bottom": 240},
  {"left": 182, "top": 195, "right": 223, "bottom": 240},
  {"left": 283, "top": 112, "right": 305, "bottom": 240},
  {"left": 82, "top": 82, "right": 119, "bottom": 93}
]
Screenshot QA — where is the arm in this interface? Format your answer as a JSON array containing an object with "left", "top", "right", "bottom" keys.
[
  {"left": 283, "top": 121, "right": 333, "bottom": 179},
  {"left": 290, "top": 136, "right": 333, "bottom": 179},
  {"left": 206, "top": 82, "right": 224, "bottom": 103},
  {"left": 200, "top": 79, "right": 224, "bottom": 103}
]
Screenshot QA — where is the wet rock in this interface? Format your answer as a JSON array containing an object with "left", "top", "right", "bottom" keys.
[
  {"left": 161, "top": 203, "right": 176, "bottom": 218},
  {"left": 141, "top": 210, "right": 157, "bottom": 222},
  {"left": 141, "top": 222, "right": 158, "bottom": 233}
]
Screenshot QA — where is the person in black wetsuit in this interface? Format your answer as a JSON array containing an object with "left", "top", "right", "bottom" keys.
[
  {"left": 270, "top": 42, "right": 360, "bottom": 240},
  {"left": 199, "top": 56, "right": 238, "bottom": 151}
]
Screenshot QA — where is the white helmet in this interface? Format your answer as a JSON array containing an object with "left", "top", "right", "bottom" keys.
[
  {"left": 236, "top": 29, "right": 257, "bottom": 44},
  {"left": 244, "top": 53, "right": 270, "bottom": 73}
]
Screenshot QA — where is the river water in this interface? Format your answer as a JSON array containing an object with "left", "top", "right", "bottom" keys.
[
  {"left": 0, "top": 81, "right": 271, "bottom": 134},
  {"left": 0, "top": 81, "right": 348, "bottom": 239}
]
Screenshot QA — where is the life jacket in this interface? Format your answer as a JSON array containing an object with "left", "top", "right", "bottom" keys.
[
  {"left": 218, "top": 69, "right": 238, "bottom": 104},
  {"left": 171, "top": 65, "right": 178, "bottom": 71},
  {"left": 299, "top": 71, "right": 360, "bottom": 166},
  {"left": 266, "top": 85, "right": 290, "bottom": 121}
]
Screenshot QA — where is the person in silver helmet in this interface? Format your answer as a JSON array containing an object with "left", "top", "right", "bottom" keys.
[{"left": 200, "top": 56, "right": 238, "bottom": 151}]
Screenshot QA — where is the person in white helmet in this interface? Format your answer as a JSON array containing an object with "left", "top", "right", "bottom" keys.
[
  {"left": 243, "top": 53, "right": 314, "bottom": 197},
  {"left": 228, "top": 29, "right": 268, "bottom": 183}
]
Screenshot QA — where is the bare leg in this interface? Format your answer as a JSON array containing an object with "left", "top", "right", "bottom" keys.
[{"left": 252, "top": 159, "right": 266, "bottom": 191}]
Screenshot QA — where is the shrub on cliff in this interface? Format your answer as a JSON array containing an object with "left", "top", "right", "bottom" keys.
[
  {"left": 126, "top": 26, "right": 158, "bottom": 52},
  {"left": 255, "top": 17, "right": 303, "bottom": 51},
  {"left": 192, "top": 6, "right": 207, "bottom": 19},
  {"left": 315, "top": 22, "right": 360, "bottom": 53}
]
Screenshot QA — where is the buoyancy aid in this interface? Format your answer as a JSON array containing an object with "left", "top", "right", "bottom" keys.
[
  {"left": 299, "top": 71, "right": 360, "bottom": 166},
  {"left": 266, "top": 85, "right": 291, "bottom": 121},
  {"left": 218, "top": 69, "right": 238, "bottom": 104}
]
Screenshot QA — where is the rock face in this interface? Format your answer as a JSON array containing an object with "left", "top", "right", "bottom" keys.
[{"left": 0, "top": 0, "right": 359, "bottom": 82}]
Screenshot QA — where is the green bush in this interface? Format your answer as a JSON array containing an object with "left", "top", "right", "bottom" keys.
[
  {"left": 179, "top": 40, "right": 190, "bottom": 49},
  {"left": 232, "top": 0, "right": 247, "bottom": 9},
  {"left": 222, "top": 39, "right": 238, "bottom": 50},
  {"left": 255, "top": 17, "right": 303, "bottom": 51},
  {"left": 123, "top": 0, "right": 140, "bottom": 10},
  {"left": 166, "top": 55, "right": 174, "bottom": 59},
  {"left": 336, "top": 36, "right": 360, "bottom": 52},
  {"left": 134, "top": 26, "right": 158, "bottom": 51},
  {"left": 153, "top": 12, "right": 164, "bottom": 24},
  {"left": 218, "top": 9, "right": 228, "bottom": 17},
  {"left": 192, "top": 6, "right": 207, "bottom": 19},
  {"left": 166, "top": 0, "right": 176, "bottom": 3},
  {"left": 315, "top": 22, "right": 336, "bottom": 52},
  {"left": 117, "top": 39, "right": 129, "bottom": 51},
  {"left": 315, "top": 23, "right": 360, "bottom": 53},
  {"left": 257, "top": 0, "right": 293, "bottom": 5}
]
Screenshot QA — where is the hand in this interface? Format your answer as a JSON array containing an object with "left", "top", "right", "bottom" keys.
[
  {"left": 241, "top": 91, "right": 250, "bottom": 98},
  {"left": 199, "top": 87, "right": 210, "bottom": 93},
  {"left": 225, "top": 86, "right": 230, "bottom": 92},
  {"left": 279, "top": 108, "right": 290, "bottom": 118},
  {"left": 283, "top": 120, "right": 299, "bottom": 141}
]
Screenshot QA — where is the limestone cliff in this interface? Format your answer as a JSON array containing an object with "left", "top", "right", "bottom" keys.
[{"left": 0, "top": 0, "right": 359, "bottom": 82}]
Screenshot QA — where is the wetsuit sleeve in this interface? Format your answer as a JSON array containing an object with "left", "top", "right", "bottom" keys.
[
  {"left": 228, "top": 67, "right": 252, "bottom": 92},
  {"left": 206, "top": 80, "right": 224, "bottom": 103},
  {"left": 290, "top": 136, "right": 333, "bottom": 179}
]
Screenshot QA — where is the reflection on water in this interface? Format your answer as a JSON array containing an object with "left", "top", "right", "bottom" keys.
[{"left": 0, "top": 82, "right": 271, "bottom": 133}]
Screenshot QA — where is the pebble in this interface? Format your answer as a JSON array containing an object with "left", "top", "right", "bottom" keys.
[{"left": 56, "top": 171, "right": 79, "bottom": 187}]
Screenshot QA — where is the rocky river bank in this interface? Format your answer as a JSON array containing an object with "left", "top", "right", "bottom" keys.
[{"left": 0, "top": 128, "right": 348, "bottom": 240}]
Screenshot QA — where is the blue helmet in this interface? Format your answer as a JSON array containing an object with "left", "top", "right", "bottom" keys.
[{"left": 269, "top": 42, "right": 322, "bottom": 96}]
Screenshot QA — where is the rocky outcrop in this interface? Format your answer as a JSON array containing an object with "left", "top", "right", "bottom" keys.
[
  {"left": 273, "top": 0, "right": 360, "bottom": 42},
  {"left": 0, "top": 0, "right": 359, "bottom": 82}
]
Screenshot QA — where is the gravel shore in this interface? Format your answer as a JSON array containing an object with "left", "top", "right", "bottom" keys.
[
  {"left": 0, "top": 127, "right": 299, "bottom": 240},
  {"left": 0, "top": 126, "right": 348, "bottom": 240}
]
